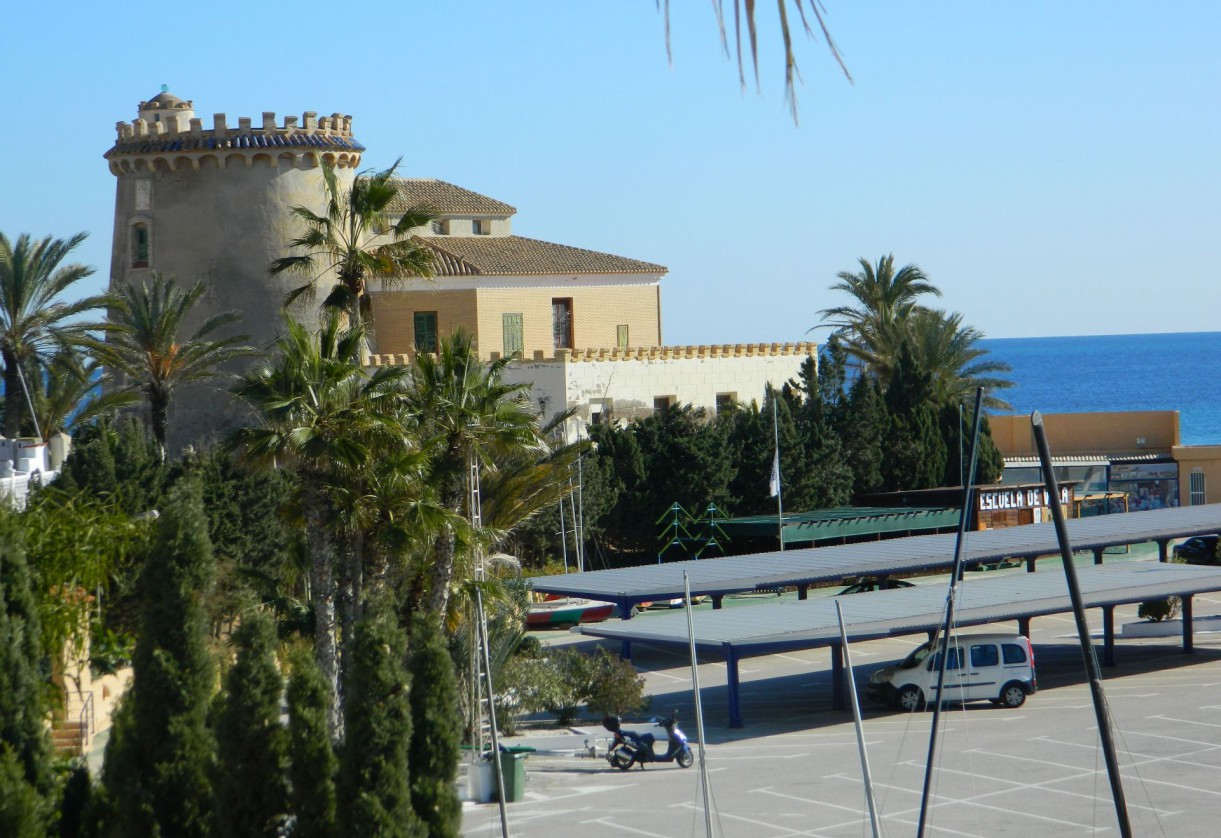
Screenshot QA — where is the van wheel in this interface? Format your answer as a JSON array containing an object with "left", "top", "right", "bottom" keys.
[
  {"left": 1000, "top": 682, "right": 1027, "bottom": 708},
  {"left": 896, "top": 685, "right": 924, "bottom": 712}
]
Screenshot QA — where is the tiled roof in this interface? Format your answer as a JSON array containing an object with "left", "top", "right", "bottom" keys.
[
  {"left": 421, "top": 235, "right": 666, "bottom": 277},
  {"left": 105, "top": 132, "right": 365, "bottom": 157},
  {"left": 388, "top": 179, "right": 515, "bottom": 216}
]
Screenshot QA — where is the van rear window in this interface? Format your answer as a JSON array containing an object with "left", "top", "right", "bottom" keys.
[
  {"left": 971, "top": 644, "right": 999, "bottom": 667},
  {"left": 1002, "top": 643, "right": 1028, "bottom": 664}
]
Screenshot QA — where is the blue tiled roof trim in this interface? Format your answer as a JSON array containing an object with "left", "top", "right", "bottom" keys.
[{"left": 106, "top": 132, "right": 366, "bottom": 156}]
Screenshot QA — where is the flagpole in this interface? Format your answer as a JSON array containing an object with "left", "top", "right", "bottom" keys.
[{"left": 771, "top": 393, "right": 784, "bottom": 552}]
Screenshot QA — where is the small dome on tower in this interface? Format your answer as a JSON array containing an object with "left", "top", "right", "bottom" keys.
[{"left": 137, "top": 85, "right": 195, "bottom": 130}]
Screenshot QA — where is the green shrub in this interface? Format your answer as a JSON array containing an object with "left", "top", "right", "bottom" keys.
[
  {"left": 1138, "top": 597, "right": 1181, "bottom": 622},
  {"left": 584, "top": 649, "right": 650, "bottom": 718},
  {"left": 495, "top": 656, "right": 572, "bottom": 735},
  {"left": 496, "top": 646, "right": 651, "bottom": 730},
  {"left": 89, "top": 627, "right": 135, "bottom": 676}
]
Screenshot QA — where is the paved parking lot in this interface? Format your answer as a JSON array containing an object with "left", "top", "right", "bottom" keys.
[{"left": 462, "top": 583, "right": 1221, "bottom": 837}]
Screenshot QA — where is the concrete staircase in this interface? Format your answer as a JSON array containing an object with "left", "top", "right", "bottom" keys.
[{"left": 50, "top": 691, "right": 94, "bottom": 757}]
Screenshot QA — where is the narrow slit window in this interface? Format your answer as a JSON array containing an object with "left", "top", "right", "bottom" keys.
[{"left": 132, "top": 224, "right": 150, "bottom": 268}]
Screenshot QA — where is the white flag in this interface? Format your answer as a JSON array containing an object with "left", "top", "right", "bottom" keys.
[{"left": 769, "top": 448, "right": 781, "bottom": 497}]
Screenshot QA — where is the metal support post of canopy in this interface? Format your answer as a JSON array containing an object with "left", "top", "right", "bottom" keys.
[
  {"left": 1183, "top": 595, "right": 1194, "bottom": 653},
  {"left": 831, "top": 643, "right": 846, "bottom": 711},
  {"left": 1103, "top": 606, "right": 1116, "bottom": 666},
  {"left": 725, "top": 644, "right": 743, "bottom": 728}
]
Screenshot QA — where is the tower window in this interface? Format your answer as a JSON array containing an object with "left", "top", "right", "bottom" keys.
[{"left": 132, "top": 224, "right": 150, "bottom": 268}]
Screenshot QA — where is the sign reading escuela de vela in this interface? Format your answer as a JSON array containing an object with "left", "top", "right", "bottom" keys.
[{"left": 977, "top": 486, "right": 1071, "bottom": 513}]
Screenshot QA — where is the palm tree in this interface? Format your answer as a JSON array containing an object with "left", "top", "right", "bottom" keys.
[
  {"left": 906, "top": 308, "right": 1014, "bottom": 411},
  {"left": 817, "top": 253, "right": 941, "bottom": 383},
  {"left": 268, "top": 160, "right": 435, "bottom": 331},
  {"left": 32, "top": 346, "right": 138, "bottom": 439},
  {"left": 407, "top": 329, "right": 548, "bottom": 618},
  {"left": 666, "top": 1, "right": 853, "bottom": 123},
  {"left": 0, "top": 232, "right": 105, "bottom": 440},
  {"left": 96, "top": 273, "right": 254, "bottom": 459},
  {"left": 226, "top": 312, "right": 412, "bottom": 736}
]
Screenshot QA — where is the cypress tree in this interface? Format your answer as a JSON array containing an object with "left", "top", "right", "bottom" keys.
[
  {"left": 56, "top": 764, "right": 95, "bottom": 838},
  {"left": 56, "top": 421, "right": 118, "bottom": 498},
  {"left": 339, "top": 608, "right": 423, "bottom": 838},
  {"left": 881, "top": 345, "right": 947, "bottom": 492},
  {"left": 407, "top": 614, "right": 461, "bottom": 838},
  {"left": 828, "top": 375, "right": 883, "bottom": 497},
  {"left": 213, "top": 609, "right": 289, "bottom": 837},
  {"left": 0, "top": 510, "right": 54, "bottom": 797},
  {"left": 101, "top": 477, "right": 216, "bottom": 838},
  {"left": 287, "top": 648, "right": 338, "bottom": 838},
  {"left": 724, "top": 401, "right": 769, "bottom": 515},
  {"left": 0, "top": 744, "right": 47, "bottom": 838}
]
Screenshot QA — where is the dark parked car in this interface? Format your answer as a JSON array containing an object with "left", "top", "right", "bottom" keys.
[
  {"left": 1173, "top": 535, "right": 1220, "bottom": 565},
  {"left": 838, "top": 578, "right": 915, "bottom": 595}
]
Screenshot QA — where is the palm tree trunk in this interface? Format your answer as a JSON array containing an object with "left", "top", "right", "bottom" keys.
[
  {"left": 425, "top": 526, "right": 457, "bottom": 617},
  {"left": 301, "top": 481, "right": 342, "bottom": 739},
  {"left": 148, "top": 386, "right": 170, "bottom": 462},
  {"left": 425, "top": 471, "right": 465, "bottom": 617},
  {"left": 2, "top": 347, "right": 26, "bottom": 440},
  {"left": 336, "top": 529, "right": 364, "bottom": 687}
]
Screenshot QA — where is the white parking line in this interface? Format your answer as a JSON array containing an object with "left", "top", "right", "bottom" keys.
[{"left": 576, "top": 816, "right": 675, "bottom": 837}]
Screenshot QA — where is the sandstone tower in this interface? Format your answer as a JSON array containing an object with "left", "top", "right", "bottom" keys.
[{"left": 104, "top": 88, "right": 363, "bottom": 450}]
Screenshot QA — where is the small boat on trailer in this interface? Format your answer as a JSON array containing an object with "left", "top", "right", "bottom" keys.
[{"left": 526, "top": 595, "right": 615, "bottom": 628}]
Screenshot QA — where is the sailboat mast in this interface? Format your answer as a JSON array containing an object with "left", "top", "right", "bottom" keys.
[
  {"left": 1032, "top": 412, "right": 1133, "bottom": 838},
  {"left": 835, "top": 600, "right": 881, "bottom": 838},
  {"left": 772, "top": 392, "right": 785, "bottom": 551},
  {"left": 916, "top": 387, "right": 984, "bottom": 838},
  {"left": 683, "top": 572, "right": 715, "bottom": 838}
]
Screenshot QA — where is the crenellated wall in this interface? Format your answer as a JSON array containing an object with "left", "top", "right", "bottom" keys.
[
  {"left": 362, "top": 341, "right": 817, "bottom": 367},
  {"left": 106, "top": 110, "right": 363, "bottom": 175}
]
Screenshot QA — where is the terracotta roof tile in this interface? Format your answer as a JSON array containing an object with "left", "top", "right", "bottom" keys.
[
  {"left": 389, "top": 179, "right": 515, "bottom": 215},
  {"left": 421, "top": 236, "right": 666, "bottom": 276}
]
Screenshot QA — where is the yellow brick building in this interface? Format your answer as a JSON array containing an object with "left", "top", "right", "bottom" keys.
[{"left": 368, "top": 179, "right": 665, "bottom": 359}]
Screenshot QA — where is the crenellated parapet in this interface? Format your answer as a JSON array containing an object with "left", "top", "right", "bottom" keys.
[
  {"left": 105, "top": 110, "right": 364, "bottom": 175},
  {"left": 556, "top": 341, "right": 818, "bottom": 362},
  {"left": 362, "top": 341, "right": 817, "bottom": 367}
]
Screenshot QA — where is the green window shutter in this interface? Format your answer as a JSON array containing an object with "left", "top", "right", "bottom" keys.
[
  {"left": 616, "top": 324, "right": 629, "bottom": 350},
  {"left": 413, "top": 312, "right": 437, "bottom": 353},
  {"left": 502, "top": 313, "right": 523, "bottom": 357}
]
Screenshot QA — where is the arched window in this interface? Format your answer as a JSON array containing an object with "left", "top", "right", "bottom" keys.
[{"left": 132, "top": 223, "right": 150, "bottom": 268}]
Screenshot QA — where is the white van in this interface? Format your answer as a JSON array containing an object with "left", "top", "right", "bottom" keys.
[{"left": 866, "top": 633, "right": 1037, "bottom": 711}]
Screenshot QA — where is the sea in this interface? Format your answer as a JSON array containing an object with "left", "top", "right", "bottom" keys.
[{"left": 979, "top": 331, "right": 1221, "bottom": 446}]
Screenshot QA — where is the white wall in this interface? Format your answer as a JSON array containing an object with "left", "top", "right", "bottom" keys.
[{"left": 502, "top": 350, "right": 814, "bottom": 442}]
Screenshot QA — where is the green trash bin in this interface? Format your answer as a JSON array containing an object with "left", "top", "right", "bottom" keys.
[{"left": 495, "top": 752, "right": 527, "bottom": 802}]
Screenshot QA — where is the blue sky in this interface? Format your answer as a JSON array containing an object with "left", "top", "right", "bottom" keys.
[{"left": 3, "top": 1, "right": 1218, "bottom": 344}]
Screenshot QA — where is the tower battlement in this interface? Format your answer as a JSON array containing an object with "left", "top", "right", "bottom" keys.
[
  {"left": 113, "top": 110, "right": 356, "bottom": 143},
  {"left": 106, "top": 100, "right": 364, "bottom": 174}
]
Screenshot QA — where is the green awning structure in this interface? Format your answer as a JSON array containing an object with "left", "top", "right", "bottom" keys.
[{"left": 720, "top": 507, "right": 961, "bottom": 545}]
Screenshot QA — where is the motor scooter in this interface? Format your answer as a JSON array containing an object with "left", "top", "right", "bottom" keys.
[{"left": 603, "top": 713, "right": 694, "bottom": 770}]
